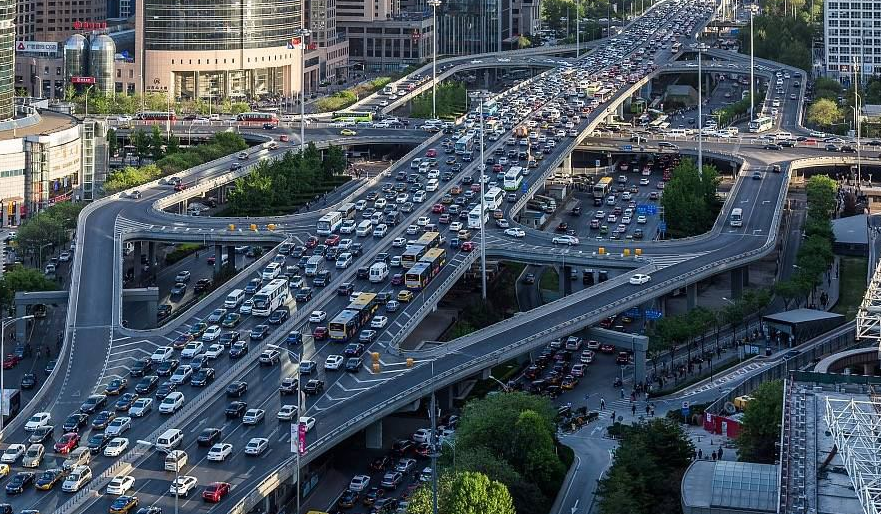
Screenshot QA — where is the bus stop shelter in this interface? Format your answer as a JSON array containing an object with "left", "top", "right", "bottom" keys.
[{"left": 761, "top": 309, "right": 845, "bottom": 348}]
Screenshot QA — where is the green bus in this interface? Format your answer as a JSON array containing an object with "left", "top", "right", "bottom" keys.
[{"left": 332, "top": 111, "right": 374, "bottom": 122}]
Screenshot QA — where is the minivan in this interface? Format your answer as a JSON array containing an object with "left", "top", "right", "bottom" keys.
[
  {"left": 62, "top": 465, "right": 92, "bottom": 492},
  {"left": 165, "top": 450, "right": 188, "bottom": 471},
  {"left": 356, "top": 220, "right": 374, "bottom": 237},
  {"left": 369, "top": 262, "right": 389, "bottom": 283},
  {"left": 225, "top": 289, "right": 245, "bottom": 309},
  {"left": 157, "top": 429, "right": 184, "bottom": 450},
  {"left": 262, "top": 262, "right": 282, "bottom": 280},
  {"left": 304, "top": 255, "right": 324, "bottom": 277},
  {"left": 413, "top": 191, "right": 427, "bottom": 203},
  {"left": 426, "top": 179, "right": 439, "bottom": 192}
]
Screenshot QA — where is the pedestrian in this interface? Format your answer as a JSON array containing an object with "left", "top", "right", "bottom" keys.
[
  {"left": 650, "top": 405, "right": 655, "bottom": 417},
  {"left": 718, "top": 447, "right": 724, "bottom": 459},
  {"left": 645, "top": 404, "right": 650, "bottom": 415},
  {"left": 620, "top": 388, "right": 625, "bottom": 399},
  {"left": 611, "top": 410, "right": 616, "bottom": 422},
  {"left": 600, "top": 397, "right": 606, "bottom": 410},
  {"left": 698, "top": 448, "right": 703, "bottom": 459},
  {"left": 45, "top": 345, "right": 50, "bottom": 358},
  {"left": 711, "top": 450, "right": 717, "bottom": 461},
  {"left": 631, "top": 404, "right": 636, "bottom": 416}
]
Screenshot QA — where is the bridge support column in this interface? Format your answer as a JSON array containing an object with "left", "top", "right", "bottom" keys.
[
  {"left": 365, "top": 419, "right": 383, "bottom": 449},
  {"left": 133, "top": 241, "right": 143, "bottom": 285},
  {"left": 742, "top": 265, "right": 750, "bottom": 287},
  {"left": 145, "top": 296, "right": 158, "bottom": 322},
  {"left": 686, "top": 282, "right": 697, "bottom": 310},
  {"left": 214, "top": 244, "right": 223, "bottom": 275},
  {"left": 15, "top": 303, "right": 27, "bottom": 340},
  {"left": 864, "top": 362, "right": 875, "bottom": 376},
  {"left": 730, "top": 267, "right": 744, "bottom": 299},
  {"left": 557, "top": 266, "right": 572, "bottom": 296},
  {"left": 226, "top": 245, "right": 236, "bottom": 271},
  {"left": 147, "top": 242, "right": 156, "bottom": 269},
  {"left": 560, "top": 153, "right": 573, "bottom": 175}
]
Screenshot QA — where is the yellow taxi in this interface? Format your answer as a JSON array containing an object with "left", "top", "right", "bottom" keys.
[
  {"left": 340, "top": 129, "right": 357, "bottom": 136},
  {"left": 397, "top": 290, "right": 414, "bottom": 302}
]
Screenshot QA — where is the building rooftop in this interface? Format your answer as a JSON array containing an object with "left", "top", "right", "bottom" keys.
[
  {"left": 682, "top": 460, "right": 778, "bottom": 512},
  {"left": 0, "top": 110, "right": 78, "bottom": 141},
  {"left": 833, "top": 214, "right": 869, "bottom": 246}
]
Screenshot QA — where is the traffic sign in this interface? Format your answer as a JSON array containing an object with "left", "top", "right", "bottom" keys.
[
  {"left": 636, "top": 206, "right": 647, "bottom": 215},
  {"left": 622, "top": 145, "right": 633, "bottom": 151},
  {"left": 595, "top": 159, "right": 601, "bottom": 167},
  {"left": 645, "top": 309, "right": 662, "bottom": 320},
  {"left": 625, "top": 307, "right": 641, "bottom": 317},
  {"left": 522, "top": 183, "right": 528, "bottom": 193},
  {"left": 681, "top": 401, "right": 691, "bottom": 417},
  {"left": 659, "top": 221, "right": 667, "bottom": 232},
  {"left": 647, "top": 205, "right": 658, "bottom": 215}
]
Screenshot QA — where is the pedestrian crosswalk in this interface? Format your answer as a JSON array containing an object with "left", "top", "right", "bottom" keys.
[
  {"left": 645, "top": 252, "right": 708, "bottom": 268},
  {"left": 115, "top": 216, "right": 153, "bottom": 236}
]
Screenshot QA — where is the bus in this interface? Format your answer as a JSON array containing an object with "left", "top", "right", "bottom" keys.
[
  {"left": 593, "top": 177, "right": 613, "bottom": 198},
  {"left": 480, "top": 100, "right": 499, "bottom": 118},
  {"left": 468, "top": 204, "right": 489, "bottom": 229},
  {"left": 332, "top": 111, "right": 374, "bottom": 122},
  {"left": 503, "top": 167, "right": 524, "bottom": 191},
  {"left": 419, "top": 248, "right": 447, "bottom": 276},
  {"left": 347, "top": 292, "right": 379, "bottom": 323},
  {"left": 401, "top": 244, "right": 428, "bottom": 269},
  {"left": 729, "top": 207, "right": 743, "bottom": 227},
  {"left": 316, "top": 212, "right": 344, "bottom": 236},
  {"left": 416, "top": 232, "right": 441, "bottom": 250},
  {"left": 483, "top": 187, "right": 505, "bottom": 211},
  {"left": 671, "top": 41, "right": 682, "bottom": 52},
  {"left": 748, "top": 116, "right": 773, "bottom": 133},
  {"left": 252, "top": 278, "right": 289, "bottom": 316},
  {"left": 328, "top": 293, "right": 379, "bottom": 341},
  {"left": 455, "top": 134, "right": 475, "bottom": 154},
  {"left": 236, "top": 112, "right": 279, "bottom": 125},
  {"left": 595, "top": 88, "right": 613, "bottom": 102},
  {"left": 136, "top": 111, "right": 176, "bottom": 122},
  {"left": 405, "top": 262, "right": 434, "bottom": 290}
]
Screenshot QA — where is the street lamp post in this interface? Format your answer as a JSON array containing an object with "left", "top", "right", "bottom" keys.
[
  {"left": 294, "top": 348, "right": 306, "bottom": 514},
  {"left": 428, "top": 0, "right": 442, "bottom": 121},
  {"left": 137, "top": 441, "right": 180, "bottom": 514},
  {"left": 298, "top": 29, "right": 313, "bottom": 153},
  {"left": 429, "top": 360, "right": 439, "bottom": 514},
  {"left": 695, "top": 43, "right": 707, "bottom": 178},
  {"left": 0, "top": 315, "right": 33, "bottom": 430},
  {"left": 749, "top": 5, "right": 758, "bottom": 120},
  {"left": 853, "top": 56, "right": 862, "bottom": 188},
  {"left": 83, "top": 85, "right": 94, "bottom": 118}
]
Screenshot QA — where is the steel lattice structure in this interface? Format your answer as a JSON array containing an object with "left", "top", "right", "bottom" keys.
[
  {"left": 856, "top": 261, "right": 881, "bottom": 354},
  {"left": 824, "top": 397, "right": 881, "bottom": 514}
]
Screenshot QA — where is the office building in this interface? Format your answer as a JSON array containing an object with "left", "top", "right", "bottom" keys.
[
  {"left": 15, "top": 0, "right": 106, "bottom": 43},
  {"left": 436, "top": 0, "right": 511, "bottom": 56},
  {"left": 304, "top": 0, "right": 350, "bottom": 86},
  {"left": 823, "top": 0, "right": 880, "bottom": 82},
  {"left": 511, "top": 0, "right": 539, "bottom": 37},
  {"left": 0, "top": 0, "right": 13, "bottom": 121},
  {"left": 340, "top": 10, "right": 434, "bottom": 71}
]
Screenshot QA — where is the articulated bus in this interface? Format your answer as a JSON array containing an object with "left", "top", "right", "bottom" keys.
[
  {"left": 136, "top": 111, "right": 177, "bottom": 122},
  {"left": 503, "top": 167, "right": 524, "bottom": 191},
  {"left": 416, "top": 231, "right": 441, "bottom": 250},
  {"left": 252, "top": 278, "right": 289, "bottom": 316},
  {"left": 328, "top": 292, "right": 380, "bottom": 341},
  {"left": 483, "top": 187, "right": 505, "bottom": 211},
  {"left": 748, "top": 116, "right": 773, "bottom": 133},
  {"left": 401, "top": 244, "right": 428, "bottom": 269},
  {"left": 592, "top": 176, "right": 613, "bottom": 198},
  {"left": 236, "top": 112, "right": 279, "bottom": 125},
  {"left": 316, "top": 212, "right": 344, "bottom": 236},
  {"left": 729, "top": 207, "right": 743, "bottom": 227},
  {"left": 332, "top": 111, "right": 374, "bottom": 122}
]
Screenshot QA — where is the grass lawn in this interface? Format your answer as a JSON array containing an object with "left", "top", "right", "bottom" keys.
[
  {"left": 833, "top": 256, "right": 868, "bottom": 320},
  {"left": 540, "top": 267, "right": 559, "bottom": 292}
]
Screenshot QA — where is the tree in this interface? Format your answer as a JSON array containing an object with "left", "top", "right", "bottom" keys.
[
  {"left": 14, "top": 202, "right": 83, "bottom": 263},
  {"left": 660, "top": 158, "right": 721, "bottom": 237},
  {"left": 517, "top": 35, "right": 531, "bottom": 49},
  {"left": 165, "top": 134, "right": 181, "bottom": 155},
  {"left": 406, "top": 471, "right": 515, "bottom": 514},
  {"left": 806, "top": 98, "right": 843, "bottom": 128},
  {"left": 0, "top": 266, "right": 59, "bottom": 313},
  {"left": 131, "top": 128, "right": 150, "bottom": 165},
  {"left": 149, "top": 125, "right": 166, "bottom": 162},
  {"left": 509, "top": 410, "right": 566, "bottom": 494},
  {"left": 775, "top": 279, "right": 808, "bottom": 310},
  {"left": 736, "top": 380, "right": 783, "bottom": 463},
  {"left": 107, "top": 128, "right": 119, "bottom": 157}
]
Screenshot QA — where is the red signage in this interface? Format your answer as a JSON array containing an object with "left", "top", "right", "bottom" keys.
[
  {"left": 73, "top": 20, "right": 107, "bottom": 30},
  {"left": 71, "top": 76, "right": 96, "bottom": 84},
  {"left": 298, "top": 422, "right": 307, "bottom": 454}
]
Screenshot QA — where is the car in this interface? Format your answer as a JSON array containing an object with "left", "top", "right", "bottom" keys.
[
  {"left": 181, "top": 341, "right": 204, "bottom": 359},
  {"left": 349, "top": 474, "right": 371, "bottom": 492},
  {"left": 87, "top": 433, "right": 112, "bottom": 454},
  {"left": 239, "top": 299, "right": 254, "bottom": 314},
  {"left": 552, "top": 235, "right": 579, "bottom": 245},
  {"left": 25, "top": 412, "right": 51, "bottom": 431},
  {"left": 204, "top": 344, "right": 225, "bottom": 359},
  {"left": 338, "top": 489, "right": 360, "bottom": 508},
  {"left": 159, "top": 392, "right": 185, "bottom": 414},
  {"left": 381, "top": 471, "right": 403, "bottom": 489},
  {"left": 268, "top": 309, "right": 290, "bottom": 324},
  {"left": 300, "top": 360, "right": 317, "bottom": 373},
  {"left": 129, "top": 398, "right": 153, "bottom": 417},
  {"left": 221, "top": 313, "right": 242, "bottom": 328},
  {"left": 206, "top": 308, "right": 227, "bottom": 324},
  {"left": 197, "top": 428, "right": 222, "bottom": 447},
  {"left": 20, "top": 373, "right": 37, "bottom": 390},
  {"left": 170, "top": 475, "right": 198, "bottom": 496},
  {"left": 395, "top": 457, "right": 417, "bottom": 473},
  {"left": 371, "top": 316, "right": 389, "bottom": 329},
  {"left": 170, "top": 364, "right": 193, "bottom": 384},
  {"left": 202, "top": 481, "right": 231, "bottom": 503},
  {"left": 345, "top": 357, "right": 363, "bottom": 372},
  {"left": 504, "top": 228, "right": 525, "bottom": 238},
  {"left": 174, "top": 270, "right": 191, "bottom": 283},
  {"left": 193, "top": 278, "right": 211, "bottom": 293},
  {"left": 313, "top": 326, "right": 328, "bottom": 340},
  {"left": 386, "top": 300, "right": 400, "bottom": 312},
  {"left": 629, "top": 273, "right": 651, "bottom": 285},
  {"left": 34, "top": 468, "right": 65, "bottom": 490},
  {"left": 28, "top": 425, "right": 53, "bottom": 445},
  {"left": 298, "top": 416, "right": 316, "bottom": 432},
  {"left": 105, "top": 416, "right": 132, "bottom": 436},
  {"left": 324, "top": 354, "right": 345, "bottom": 370},
  {"left": 340, "top": 128, "right": 357, "bottom": 136},
  {"left": 249, "top": 324, "right": 270, "bottom": 340},
  {"left": 398, "top": 290, "right": 414, "bottom": 302},
  {"left": 303, "top": 379, "right": 324, "bottom": 395},
  {"left": 62, "top": 413, "right": 89, "bottom": 432},
  {"left": 129, "top": 359, "right": 152, "bottom": 377},
  {"left": 109, "top": 495, "right": 139, "bottom": 514},
  {"left": 53, "top": 432, "right": 80, "bottom": 454},
  {"left": 599, "top": 343, "right": 616, "bottom": 354},
  {"left": 207, "top": 443, "right": 233, "bottom": 462},
  {"left": 308, "top": 310, "right": 327, "bottom": 323},
  {"left": 0, "top": 445, "right": 24, "bottom": 464},
  {"left": 219, "top": 331, "right": 241, "bottom": 348},
  {"left": 244, "top": 437, "right": 269, "bottom": 455},
  {"left": 6, "top": 472, "right": 35, "bottom": 494},
  {"left": 243, "top": 408, "right": 265, "bottom": 425},
  {"left": 150, "top": 347, "right": 174, "bottom": 363},
  {"left": 2, "top": 354, "right": 19, "bottom": 369},
  {"left": 225, "top": 401, "right": 248, "bottom": 418},
  {"left": 104, "top": 437, "right": 129, "bottom": 457}
]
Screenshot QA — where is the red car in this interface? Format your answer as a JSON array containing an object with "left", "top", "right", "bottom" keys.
[
  {"left": 305, "top": 236, "right": 319, "bottom": 248},
  {"left": 616, "top": 352, "right": 631, "bottom": 365},
  {"left": 461, "top": 241, "right": 476, "bottom": 252},
  {"left": 172, "top": 333, "right": 194, "bottom": 349},
  {"left": 425, "top": 148, "right": 437, "bottom": 158},
  {"left": 54, "top": 432, "right": 80, "bottom": 454},
  {"left": 391, "top": 274, "right": 403, "bottom": 285},
  {"left": 202, "top": 482, "right": 231, "bottom": 503},
  {"left": 599, "top": 343, "right": 616, "bottom": 354},
  {"left": 174, "top": 183, "right": 187, "bottom": 192},
  {"left": 415, "top": 443, "right": 432, "bottom": 457},
  {"left": 324, "top": 234, "right": 341, "bottom": 246},
  {"left": 313, "top": 326, "right": 328, "bottom": 340},
  {"left": 279, "top": 135, "right": 289, "bottom": 142},
  {"left": 431, "top": 204, "right": 445, "bottom": 214},
  {"left": 3, "top": 355, "right": 19, "bottom": 369}
]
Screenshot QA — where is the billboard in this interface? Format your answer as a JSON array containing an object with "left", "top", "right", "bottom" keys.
[
  {"left": 71, "top": 76, "right": 96, "bottom": 85},
  {"left": 16, "top": 41, "right": 58, "bottom": 54}
]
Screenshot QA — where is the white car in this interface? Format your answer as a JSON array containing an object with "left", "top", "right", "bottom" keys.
[
  {"left": 202, "top": 326, "right": 222, "bottom": 342},
  {"left": 371, "top": 316, "right": 388, "bottom": 329},
  {"left": 244, "top": 437, "right": 269, "bottom": 455},
  {"left": 105, "top": 417, "right": 132, "bottom": 437},
  {"left": 243, "top": 409, "right": 265, "bottom": 425},
  {"left": 309, "top": 311, "right": 327, "bottom": 323},
  {"left": 412, "top": 428, "right": 432, "bottom": 443},
  {"left": 299, "top": 416, "right": 316, "bottom": 433},
  {"left": 416, "top": 216, "right": 430, "bottom": 226},
  {"left": 207, "top": 443, "right": 233, "bottom": 462},
  {"left": 392, "top": 237, "right": 406, "bottom": 248},
  {"left": 629, "top": 273, "right": 651, "bottom": 285},
  {"left": 170, "top": 365, "right": 194, "bottom": 384},
  {"left": 24, "top": 412, "right": 51, "bottom": 432},
  {"left": 338, "top": 238, "right": 353, "bottom": 251},
  {"left": 552, "top": 235, "right": 579, "bottom": 245},
  {"left": 129, "top": 398, "right": 153, "bottom": 417},
  {"left": 103, "top": 437, "right": 130, "bottom": 457},
  {"left": 277, "top": 404, "right": 298, "bottom": 421},
  {"left": 181, "top": 341, "right": 204, "bottom": 359},
  {"left": 504, "top": 228, "right": 525, "bottom": 238},
  {"left": 106, "top": 475, "right": 135, "bottom": 495},
  {"left": 205, "top": 344, "right": 225, "bottom": 359},
  {"left": 169, "top": 475, "right": 198, "bottom": 496},
  {"left": 159, "top": 392, "right": 185, "bottom": 414},
  {"left": 621, "top": 215, "right": 632, "bottom": 225},
  {"left": 350, "top": 475, "right": 371, "bottom": 492},
  {"left": 324, "top": 354, "right": 345, "bottom": 370},
  {"left": 1, "top": 444, "right": 25, "bottom": 464},
  {"left": 406, "top": 225, "right": 419, "bottom": 235},
  {"left": 239, "top": 299, "right": 254, "bottom": 314},
  {"left": 449, "top": 222, "right": 463, "bottom": 232},
  {"left": 496, "top": 219, "right": 510, "bottom": 229},
  {"left": 637, "top": 215, "right": 647, "bottom": 224}
]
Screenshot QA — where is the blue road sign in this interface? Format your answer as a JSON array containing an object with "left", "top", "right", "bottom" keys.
[
  {"left": 522, "top": 183, "right": 528, "bottom": 193},
  {"left": 636, "top": 206, "right": 647, "bottom": 215},
  {"left": 622, "top": 145, "right": 633, "bottom": 151},
  {"left": 645, "top": 309, "right": 663, "bottom": 320},
  {"left": 659, "top": 221, "right": 667, "bottom": 232},
  {"left": 647, "top": 205, "right": 658, "bottom": 215},
  {"left": 625, "top": 307, "right": 642, "bottom": 317}
]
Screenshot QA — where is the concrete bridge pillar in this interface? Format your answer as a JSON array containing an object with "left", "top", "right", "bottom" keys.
[
  {"left": 365, "top": 419, "right": 383, "bottom": 449},
  {"left": 864, "top": 362, "right": 876, "bottom": 376},
  {"left": 557, "top": 266, "right": 572, "bottom": 296},
  {"left": 147, "top": 242, "right": 156, "bottom": 269},
  {"left": 15, "top": 303, "right": 27, "bottom": 340},
  {"left": 686, "top": 282, "right": 697, "bottom": 310},
  {"left": 633, "top": 337, "right": 647, "bottom": 385},
  {"left": 226, "top": 245, "right": 236, "bottom": 271},
  {"left": 133, "top": 241, "right": 143, "bottom": 285},
  {"left": 561, "top": 153, "right": 573, "bottom": 175},
  {"left": 730, "top": 267, "right": 744, "bottom": 299},
  {"left": 214, "top": 244, "right": 223, "bottom": 275},
  {"left": 742, "top": 265, "right": 750, "bottom": 287}
]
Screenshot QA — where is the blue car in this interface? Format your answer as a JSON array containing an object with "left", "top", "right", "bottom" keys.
[{"left": 286, "top": 332, "right": 302, "bottom": 345}]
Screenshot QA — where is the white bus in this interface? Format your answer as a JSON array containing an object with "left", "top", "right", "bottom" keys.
[
  {"left": 729, "top": 207, "right": 743, "bottom": 227},
  {"left": 252, "top": 278, "right": 289, "bottom": 316},
  {"left": 316, "top": 211, "right": 344, "bottom": 236},
  {"left": 483, "top": 187, "right": 505, "bottom": 210},
  {"left": 748, "top": 116, "right": 773, "bottom": 133},
  {"left": 455, "top": 133, "right": 475, "bottom": 154},
  {"left": 503, "top": 167, "right": 524, "bottom": 191},
  {"left": 467, "top": 204, "right": 489, "bottom": 229}
]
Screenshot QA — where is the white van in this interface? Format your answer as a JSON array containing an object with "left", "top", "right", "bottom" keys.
[
  {"left": 157, "top": 429, "right": 184, "bottom": 450},
  {"left": 413, "top": 191, "right": 427, "bottom": 203},
  {"left": 410, "top": 158, "right": 423, "bottom": 169},
  {"left": 369, "top": 262, "right": 389, "bottom": 283},
  {"left": 356, "top": 220, "right": 374, "bottom": 237},
  {"left": 225, "top": 289, "right": 245, "bottom": 309},
  {"left": 62, "top": 465, "right": 92, "bottom": 492},
  {"left": 262, "top": 262, "right": 282, "bottom": 280},
  {"left": 165, "top": 450, "right": 188, "bottom": 472},
  {"left": 666, "top": 128, "right": 689, "bottom": 137},
  {"left": 418, "top": 162, "right": 430, "bottom": 174},
  {"left": 774, "top": 132, "right": 793, "bottom": 141},
  {"left": 426, "top": 179, "right": 439, "bottom": 192},
  {"left": 304, "top": 256, "right": 324, "bottom": 277}
]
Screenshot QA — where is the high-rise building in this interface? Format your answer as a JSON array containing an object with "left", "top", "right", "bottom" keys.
[
  {"left": 15, "top": 0, "right": 106, "bottom": 43},
  {"left": 0, "top": 0, "right": 14, "bottom": 121},
  {"left": 304, "top": 0, "right": 350, "bottom": 85},
  {"left": 823, "top": 0, "right": 879, "bottom": 82},
  {"left": 339, "top": 0, "right": 434, "bottom": 73},
  {"left": 435, "top": 0, "right": 511, "bottom": 56}
]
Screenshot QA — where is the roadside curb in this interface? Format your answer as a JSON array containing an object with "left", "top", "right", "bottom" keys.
[{"left": 549, "top": 449, "right": 581, "bottom": 514}]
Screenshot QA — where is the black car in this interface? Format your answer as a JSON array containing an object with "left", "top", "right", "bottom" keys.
[
  {"left": 87, "top": 433, "right": 112, "bottom": 454},
  {"left": 344, "top": 343, "right": 365, "bottom": 357},
  {"left": 155, "top": 381, "right": 177, "bottom": 400},
  {"left": 356, "top": 267, "right": 370, "bottom": 280},
  {"left": 350, "top": 243, "right": 363, "bottom": 257},
  {"left": 374, "top": 253, "right": 390, "bottom": 265},
  {"left": 249, "top": 325, "right": 270, "bottom": 340},
  {"left": 370, "top": 455, "right": 394, "bottom": 471},
  {"left": 20, "top": 373, "right": 37, "bottom": 390},
  {"left": 226, "top": 381, "right": 248, "bottom": 397},
  {"left": 197, "top": 428, "right": 222, "bottom": 447},
  {"left": 156, "top": 359, "right": 180, "bottom": 376},
  {"left": 135, "top": 375, "right": 159, "bottom": 394},
  {"left": 28, "top": 425, "right": 54, "bottom": 444},
  {"left": 345, "top": 357, "right": 363, "bottom": 372},
  {"left": 268, "top": 308, "right": 290, "bottom": 324},
  {"left": 44, "top": 359, "right": 57, "bottom": 375},
  {"left": 91, "top": 410, "right": 116, "bottom": 430},
  {"left": 79, "top": 394, "right": 107, "bottom": 414},
  {"left": 130, "top": 358, "right": 153, "bottom": 377},
  {"left": 115, "top": 393, "right": 139, "bottom": 411},
  {"left": 303, "top": 379, "right": 324, "bottom": 395},
  {"left": 391, "top": 439, "right": 414, "bottom": 456},
  {"left": 841, "top": 145, "right": 857, "bottom": 153},
  {"left": 295, "top": 288, "right": 313, "bottom": 302},
  {"left": 5, "top": 472, "right": 35, "bottom": 494},
  {"left": 218, "top": 331, "right": 240, "bottom": 348},
  {"left": 62, "top": 413, "right": 88, "bottom": 433},
  {"left": 193, "top": 278, "right": 212, "bottom": 294},
  {"left": 337, "top": 282, "right": 354, "bottom": 296},
  {"left": 190, "top": 367, "right": 215, "bottom": 387},
  {"left": 763, "top": 143, "right": 781, "bottom": 151},
  {"left": 157, "top": 304, "right": 172, "bottom": 320},
  {"left": 230, "top": 341, "right": 249, "bottom": 358},
  {"left": 313, "top": 270, "right": 331, "bottom": 287},
  {"left": 225, "top": 401, "right": 247, "bottom": 418}
]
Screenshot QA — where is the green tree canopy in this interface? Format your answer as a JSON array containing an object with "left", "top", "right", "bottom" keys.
[
  {"left": 14, "top": 202, "right": 84, "bottom": 263},
  {"left": 736, "top": 380, "right": 783, "bottom": 463},
  {"left": 659, "top": 158, "right": 721, "bottom": 237},
  {"left": 806, "top": 98, "right": 843, "bottom": 128},
  {"left": 0, "top": 265, "right": 60, "bottom": 313},
  {"left": 406, "top": 471, "right": 515, "bottom": 514}
]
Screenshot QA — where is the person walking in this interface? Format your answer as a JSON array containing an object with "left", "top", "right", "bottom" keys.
[
  {"left": 631, "top": 404, "right": 637, "bottom": 416},
  {"left": 611, "top": 410, "right": 616, "bottom": 422},
  {"left": 600, "top": 397, "right": 606, "bottom": 410},
  {"left": 711, "top": 451, "right": 717, "bottom": 461},
  {"left": 698, "top": 448, "right": 703, "bottom": 459},
  {"left": 718, "top": 447, "right": 724, "bottom": 459},
  {"left": 620, "top": 388, "right": 625, "bottom": 399}
]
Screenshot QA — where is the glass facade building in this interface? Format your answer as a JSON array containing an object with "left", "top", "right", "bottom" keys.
[
  {"left": 436, "top": 0, "right": 509, "bottom": 56},
  {"left": 0, "top": 0, "right": 14, "bottom": 121}
]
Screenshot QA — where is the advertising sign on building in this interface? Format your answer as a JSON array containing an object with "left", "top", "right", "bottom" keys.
[
  {"left": 71, "top": 76, "right": 96, "bottom": 84},
  {"left": 15, "top": 41, "right": 58, "bottom": 54},
  {"left": 298, "top": 422, "right": 307, "bottom": 454}
]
